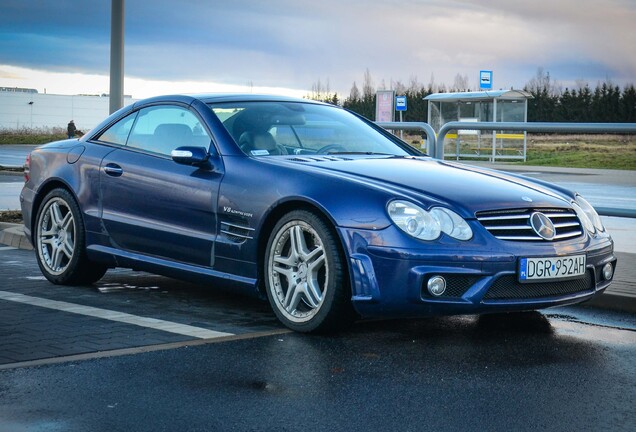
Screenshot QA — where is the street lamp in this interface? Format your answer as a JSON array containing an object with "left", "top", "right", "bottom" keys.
[{"left": 109, "top": 0, "right": 125, "bottom": 114}]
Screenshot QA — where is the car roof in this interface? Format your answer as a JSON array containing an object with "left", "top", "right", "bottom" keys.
[
  {"left": 132, "top": 93, "right": 328, "bottom": 106},
  {"left": 196, "top": 93, "right": 327, "bottom": 105}
]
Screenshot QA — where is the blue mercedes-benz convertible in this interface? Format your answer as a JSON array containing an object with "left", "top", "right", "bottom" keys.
[{"left": 21, "top": 94, "right": 616, "bottom": 332}]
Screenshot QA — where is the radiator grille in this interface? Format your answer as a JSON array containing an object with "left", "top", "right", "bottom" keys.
[{"left": 476, "top": 208, "right": 583, "bottom": 241}]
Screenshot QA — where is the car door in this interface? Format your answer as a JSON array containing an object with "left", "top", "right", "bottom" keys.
[{"left": 98, "top": 103, "right": 222, "bottom": 267}]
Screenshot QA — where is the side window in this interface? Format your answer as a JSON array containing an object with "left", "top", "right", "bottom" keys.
[
  {"left": 96, "top": 112, "right": 137, "bottom": 145},
  {"left": 127, "top": 105, "right": 210, "bottom": 156}
]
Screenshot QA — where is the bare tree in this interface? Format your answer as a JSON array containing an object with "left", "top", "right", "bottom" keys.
[
  {"left": 452, "top": 73, "right": 470, "bottom": 92},
  {"left": 306, "top": 78, "right": 341, "bottom": 105},
  {"left": 349, "top": 81, "right": 361, "bottom": 101},
  {"left": 525, "top": 67, "right": 561, "bottom": 96},
  {"left": 308, "top": 78, "right": 331, "bottom": 101},
  {"left": 408, "top": 74, "right": 422, "bottom": 93},
  {"left": 393, "top": 79, "right": 407, "bottom": 95},
  {"left": 575, "top": 78, "right": 589, "bottom": 91},
  {"left": 427, "top": 72, "right": 437, "bottom": 93},
  {"left": 362, "top": 68, "right": 375, "bottom": 99}
]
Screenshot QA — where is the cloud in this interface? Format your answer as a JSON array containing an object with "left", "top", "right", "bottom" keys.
[
  {"left": 0, "top": 66, "right": 23, "bottom": 80},
  {"left": 0, "top": 64, "right": 306, "bottom": 99},
  {"left": 0, "top": 0, "right": 634, "bottom": 96}
]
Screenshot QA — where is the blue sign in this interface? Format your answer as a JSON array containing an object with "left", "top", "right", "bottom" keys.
[
  {"left": 480, "top": 70, "right": 493, "bottom": 90},
  {"left": 395, "top": 96, "right": 407, "bottom": 111}
]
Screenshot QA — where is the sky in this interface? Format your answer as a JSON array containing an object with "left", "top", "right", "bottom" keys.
[{"left": 1, "top": 0, "right": 635, "bottom": 99}]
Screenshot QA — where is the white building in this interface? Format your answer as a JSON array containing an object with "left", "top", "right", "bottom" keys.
[{"left": 0, "top": 88, "right": 138, "bottom": 132}]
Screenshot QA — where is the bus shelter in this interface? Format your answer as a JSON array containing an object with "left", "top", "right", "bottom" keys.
[{"left": 425, "top": 90, "right": 532, "bottom": 161}]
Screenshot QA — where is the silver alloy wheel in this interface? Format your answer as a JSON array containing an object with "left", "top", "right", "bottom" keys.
[
  {"left": 268, "top": 220, "right": 327, "bottom": 323},
  {"left": 37, "top": 197, "right": 76, "bottom": 275}
]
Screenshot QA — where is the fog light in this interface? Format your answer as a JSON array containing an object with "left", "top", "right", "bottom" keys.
[
  {"left": 427, "top": 276, "right": 446, "bottom": 296},
  {"left": 602, "top": 263, "right": 614, "bottom": 281}
]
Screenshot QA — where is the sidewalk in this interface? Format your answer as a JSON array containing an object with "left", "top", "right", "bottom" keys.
[
  {"left": 0, "top": 222, "right": 33, "bottom": 250},
  {"left": 1, "top": 220, "right": 634, "bottom": 313}
]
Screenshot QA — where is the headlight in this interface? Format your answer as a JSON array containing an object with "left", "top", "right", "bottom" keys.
[
  {"left": 388, "top": 201, "right": 440, "bottom": 240},
  {"left": 574, "top": 195, "right": 604, "bottom": 233},
  {"left": 430, "top": 208, "right": 473, "bottom": 240},
  {"left": 387, "top": 200, "right": 473, "bottom": 241}
]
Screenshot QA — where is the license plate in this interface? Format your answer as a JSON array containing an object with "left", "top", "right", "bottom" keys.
[{"left": 519, "top": 255, "right": 586, "bottom": 282}]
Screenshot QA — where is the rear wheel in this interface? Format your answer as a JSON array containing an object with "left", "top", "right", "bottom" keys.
[
  {"left": 35, "top": 188, "right": 107, "bottom": 285},
  {"left": 264, "top": 210, "right": 355, "bottom": 333}
]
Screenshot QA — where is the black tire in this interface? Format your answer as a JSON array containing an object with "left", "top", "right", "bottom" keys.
[
  {"left": 34, "top": 188, "right": 107, "bottom": 285},
  {"left": 264, "top": 210, "right": 355, "bottom": 333}
]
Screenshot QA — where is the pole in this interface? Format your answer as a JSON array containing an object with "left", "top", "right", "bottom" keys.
[
  {"left": 491, "top": 99, "right": 497, "bottom": 162},
  {"left": 375, "top": 122, "right": 437, "bottom": 156},
  {"left": 109, "top": 0, "right": 125, "bottom": 114}
]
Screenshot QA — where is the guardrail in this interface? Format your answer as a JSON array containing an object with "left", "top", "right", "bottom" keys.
[
  {"left": 436, "top": 121, "right": 636, "bottom": 160},
  {"left": 376, "top": 122, "right": 437, "bottom": 156},
  {"left": 377, "top": 121, "right": 636, "bottom": 218}
]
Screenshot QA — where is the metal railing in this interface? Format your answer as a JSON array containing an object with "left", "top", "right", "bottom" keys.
[
  {"left": 436, "top": 121, "right": 636, "bottom": 160},
  {"left": 437, "top": 121, "right": 636, "bottom": 218},
  {"left": 376, "top": 122, "right": 437, "bottom": 156}
]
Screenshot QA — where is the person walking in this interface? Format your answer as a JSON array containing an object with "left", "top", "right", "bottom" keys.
[{"left": 67, "top": 120, "right": 76, "bottom": 139}]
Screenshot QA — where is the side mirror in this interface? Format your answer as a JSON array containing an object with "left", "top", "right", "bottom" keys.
[{"left": 171, "top": 146, "right": 210, "bottom": 167}]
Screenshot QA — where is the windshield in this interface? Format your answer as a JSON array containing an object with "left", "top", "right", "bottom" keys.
[{"left": 207, "top": 101, "right": 416, "bottom": 157}]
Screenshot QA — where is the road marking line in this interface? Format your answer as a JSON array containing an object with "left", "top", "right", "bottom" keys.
[
  {"left": 0, "top": 246, "right": 17, "bottom": 251},
  {"left": 0, "top": 290, "right": 234, "bottom": 339},
  {"left": 0, "top": 328, "right": 291, "bottom": 371}
]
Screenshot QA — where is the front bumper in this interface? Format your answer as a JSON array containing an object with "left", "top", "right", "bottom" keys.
[{"left": 339, "top": 225, "right": 617, "bottom": 318}]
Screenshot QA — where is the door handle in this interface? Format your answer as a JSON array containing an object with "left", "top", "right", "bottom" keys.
[{"left": 103, "top": 163, "right": 123, "bottom": 177}]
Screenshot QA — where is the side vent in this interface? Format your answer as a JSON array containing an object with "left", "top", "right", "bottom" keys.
[{"left": 220, "top": 218, "right": 254, "bottom": 243}]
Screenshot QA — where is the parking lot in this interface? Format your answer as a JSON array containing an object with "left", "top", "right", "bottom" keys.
[
  {"left": 1, "top": 243, "right": 635, "bottom": 431},
  {"left": 0, "top": 246, "right": 288, "bottom": 367}
]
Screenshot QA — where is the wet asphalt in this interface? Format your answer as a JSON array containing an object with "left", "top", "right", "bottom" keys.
[{"left": 1, "top": 307, "right": 635, "bottom": 432}]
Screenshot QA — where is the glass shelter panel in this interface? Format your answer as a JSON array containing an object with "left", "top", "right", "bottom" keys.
[{"left": 425, "top": 90, "right": 531, "bottom": 162}]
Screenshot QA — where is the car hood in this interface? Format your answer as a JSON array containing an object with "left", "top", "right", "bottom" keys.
[{"left": 279, "top": 156, "right": 574, "bottom": 217}]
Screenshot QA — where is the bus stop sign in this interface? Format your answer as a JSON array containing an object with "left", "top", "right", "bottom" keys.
[
  {"left": 480, "top": 70, "right": 493, "bottom": 89},
  {"left": 396, "top": 95, "right": 407, "bottom": 111}
]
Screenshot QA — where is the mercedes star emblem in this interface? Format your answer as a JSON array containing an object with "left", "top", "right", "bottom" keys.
[{"left": 530, "top": 212, "right": 556, "bottom": 240}]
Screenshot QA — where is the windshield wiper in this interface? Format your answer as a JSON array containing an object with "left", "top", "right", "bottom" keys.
[
  {"left": 326, "top": 151, "right": 397, "bottom": 156},
  {"left": 326, "top": 151, "right": 413, "bottom": 158}
]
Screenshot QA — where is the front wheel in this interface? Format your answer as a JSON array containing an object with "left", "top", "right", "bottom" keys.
[
  {"left": 264, "top": 210, "right": 355, "bottom": 333},
  {"left": 34, "top": 188, "right": 107, "bottom": 285}
]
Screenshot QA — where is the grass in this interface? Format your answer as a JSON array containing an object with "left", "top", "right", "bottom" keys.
[
  {"left": 516, "top": 135, "right": 636, "bottom": 170},
  {"left": 0, "top": 210, "right": 23, "bottom": 224},
  {"left": 407, "top": 133, "right": 636, "bottom": 170},
  {"left": 0, "top": 128, "right": 67, "bottom": 145}
]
